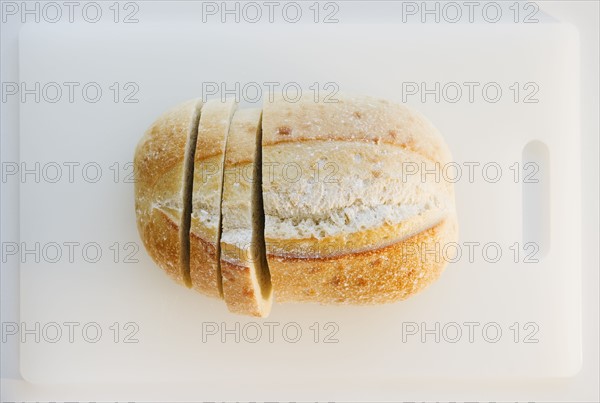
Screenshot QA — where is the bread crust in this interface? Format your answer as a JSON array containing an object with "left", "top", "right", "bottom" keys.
[
  {"left": 221, "top": 261, "right": 271, "bottom": 317},
  {"left": 262, "top": 93, "right": 452, "bottom": 164},
  {"left": 269, "top": 216, "right": 458, "bottom": 304},
  {"left": 220, "top": 108, "right": 273, "bottom": 317},
  {"left": 262, "top": 140, "right": 452, "bottom": 257},
  {"left": 190, "top": 98, "right": 237, "bottom": 297},
  {"left": 262, "top": 94, "right": 458, "bottom": 303},
  {"left": 134, "top": 99, "right": 202, "bottom": 284},
  {"left": 136, "top": 93, "right": 458, "bottom": 313}
]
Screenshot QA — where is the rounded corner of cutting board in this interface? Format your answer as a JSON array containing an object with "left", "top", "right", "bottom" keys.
[
  {"left": 561, "top": 353, "right": 584, "bottom": 378},
  {"left": 19, "top": 357, "right": 44, "bottom": 384}
]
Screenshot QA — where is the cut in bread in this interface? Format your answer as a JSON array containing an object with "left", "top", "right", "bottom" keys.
[
  {"left": 189, "top": 98, "right": 238, "bottom": 297},
  {"left": 261, "top": 93, "right": 457, "bottom": 303},
  {"left": 134, "top": 99, "right": 202, "bottom": 285},
  {"left": 220, "top": 108, "right": 273, "bottom": 317}
]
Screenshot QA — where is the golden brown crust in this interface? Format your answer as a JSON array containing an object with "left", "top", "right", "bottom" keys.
[
  {"left": 221, "top": 261, "right": 269, "bottom": 317},
  {"left": 220, "top": 108, "right": 273, "bottom": 317},
  {"left": 261, "top": 140, "right": 453, "bottom": 257},
  {"left": 134, "top": 99, "right": 202, "bottom": 284},
  {"left": 264, "top": 209, "right": 444, "bottom": 258},
  {"left": 137, "top": 208, "right": 182, "bottom": 282},
  {"left": 269, "top": 216, "right": 458, "bottom": 304},
  {"left": 262, "top": 93, "right": 452, "bottom": 164},
  {"left": 189, "top": 230, "right": 220, "bottom": 296},
  {"left": 194, "top": 101, "right": 237, "bottom": 162},
  {"left": 262, "top": 94, "right": 458, "bottom": 304},
  {"left": 189, "top": 98, "right": 238, "bottom": 297}
]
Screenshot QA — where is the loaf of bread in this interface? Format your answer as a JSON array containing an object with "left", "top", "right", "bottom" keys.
[{"left": 134, "top": 93, "right": 457, "bottom": 317}]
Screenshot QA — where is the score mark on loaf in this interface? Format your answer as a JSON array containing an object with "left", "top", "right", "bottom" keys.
[{"left": 134, "top": 93, "right": 458, "bottom": 317}]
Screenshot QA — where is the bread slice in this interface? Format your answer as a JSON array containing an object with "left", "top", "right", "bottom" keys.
[
  {"left": 134, "top": 99, "right": 202, "bottom": 285},
  {"left": 190, "top": 98, "right": 238, "bottom": 297},
  {"left": 220, "top": 108, "right": 273, "bottom": 317},
  {"left": 261, "top": 93, "right": 457, "bottom": 303}
]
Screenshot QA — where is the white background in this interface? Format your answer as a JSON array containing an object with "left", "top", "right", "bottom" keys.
[{"left": 1, "top": 1, "right": 599, "bottom": 401}]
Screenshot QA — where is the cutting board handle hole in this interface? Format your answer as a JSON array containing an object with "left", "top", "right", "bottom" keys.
[{"left": 522, "top": 140, "right": 550, "bottom": 259}]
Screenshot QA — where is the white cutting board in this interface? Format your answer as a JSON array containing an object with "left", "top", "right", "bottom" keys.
[{"left": 19, "top": 21, "right": 581, "bottom": 384}]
